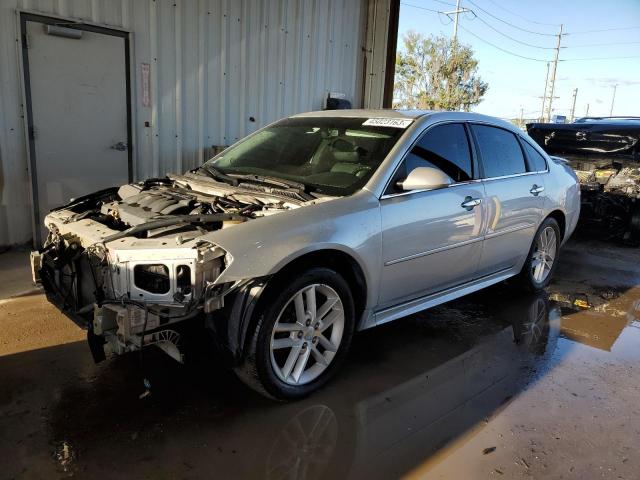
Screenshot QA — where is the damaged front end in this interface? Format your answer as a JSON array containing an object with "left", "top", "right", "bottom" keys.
[
  {"left": 31, "top": 175, "right": 299, "bottom": 364},
  {"left": 550, "top": 157, "right": 640, "bottom": 244}
]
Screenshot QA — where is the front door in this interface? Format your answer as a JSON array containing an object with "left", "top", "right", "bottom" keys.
[
  {"left": 378, "top": 123, "right": 486, "bottom": 310},
  {"left": 22, "top": 15, "right": 131, "bottom": 244}
]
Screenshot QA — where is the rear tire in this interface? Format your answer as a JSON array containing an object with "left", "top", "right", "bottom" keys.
[
  {"left": 235, "top": 267, "right": 355, "bottom": 400},
  {"left": 517, "top": 217, "right": 561, "bottom": 291}
]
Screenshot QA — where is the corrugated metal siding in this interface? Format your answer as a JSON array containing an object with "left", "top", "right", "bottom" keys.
[{"left": 0, "top": 0, "right": 390, "bottom": 246}]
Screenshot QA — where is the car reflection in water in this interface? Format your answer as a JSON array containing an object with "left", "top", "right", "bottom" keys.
[
  {"left": 47, "top": 290, "right": 562, "bottom": 479},
  {"left": 261, "top": 292, "right": 559, "bottom": 480}
]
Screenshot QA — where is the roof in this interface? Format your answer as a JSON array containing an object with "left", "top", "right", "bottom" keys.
[
  {"left": 292, "top": 109, "right": 434, "bottom": 119},
  {"left": 291, "top": 109, "right": 519, "bottom": 132}
]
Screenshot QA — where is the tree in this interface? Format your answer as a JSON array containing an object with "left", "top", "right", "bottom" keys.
[{"left": 393, "top": 31, "right": 488, "bottom": 111}]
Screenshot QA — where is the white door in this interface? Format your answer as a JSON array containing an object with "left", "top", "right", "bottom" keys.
[{"left": 24, "top": 19, "right": 130, "bottom": 244}]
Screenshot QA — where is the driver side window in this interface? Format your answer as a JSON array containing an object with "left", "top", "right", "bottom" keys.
[{"left": 386, "top": 123, "right": 473, "bottom": 194}]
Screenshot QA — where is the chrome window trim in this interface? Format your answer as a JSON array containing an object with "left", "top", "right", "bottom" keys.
[{"left": 480, "top": 171, "right": 539, "bottom": 182}]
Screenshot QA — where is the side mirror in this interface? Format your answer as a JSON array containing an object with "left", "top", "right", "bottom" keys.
[{"left": 399, "top": 167, "right": 453, "bottom": 192}]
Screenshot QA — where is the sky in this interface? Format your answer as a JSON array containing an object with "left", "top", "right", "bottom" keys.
[{"left": 397, "top": 0, "right": 640, "bottom": 119}]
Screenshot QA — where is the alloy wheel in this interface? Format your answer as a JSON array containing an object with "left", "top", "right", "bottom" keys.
[
  {"left": 531, "top": 226, "right": 557, "bottom": 283},
  {"left": 269, "top": 284, "right": 345, "bottom": 386}
]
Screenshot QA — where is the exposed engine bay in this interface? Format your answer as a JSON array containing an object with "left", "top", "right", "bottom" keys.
[
  {"left": 31, "top": 172, "right": 308, "bottom": 363},
  {"left": 556, "top": 157, "right": 640, "bottom": 244}
]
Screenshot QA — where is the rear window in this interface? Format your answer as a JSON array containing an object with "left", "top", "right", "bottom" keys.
[
  {"left": 521, "top": 140, "right": 548, "bottom": 172},
  {"left": 472, "top": 125, "right": 527, "bottom": 178}
]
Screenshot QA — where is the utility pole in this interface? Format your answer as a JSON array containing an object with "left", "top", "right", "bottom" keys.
[
  {"left": 445, "top": 0, "right": 472, "bottom": 44},
  {"left": 585, "top": 103, "right": 590, "bottom": 117},
  {"left": 569, "top": 88, "right": 578, "bottom": 122},
  {"left": 609, "top": 84, "right": 617, "bottom": 116},
  {"left": 539, "top": 62, "right": 550, "bottom": 122},
  {"left": 519, "top": 107, "right": 524, "bottom": 128},
  {"left": 546, "top": 24, "right": 563, "bottom": 122}
]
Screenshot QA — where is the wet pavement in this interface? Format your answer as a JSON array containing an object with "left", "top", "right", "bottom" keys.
[{"left": 1, "top": 238, "right": 640, "bottom": 479}]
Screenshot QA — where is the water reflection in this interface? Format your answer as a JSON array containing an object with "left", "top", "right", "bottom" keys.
[
  {"left": 266, "top": 405, "right": 338, "bottom": 480},
  {"left": 44, "top": 291, "right": 567, "bottom": 479}
]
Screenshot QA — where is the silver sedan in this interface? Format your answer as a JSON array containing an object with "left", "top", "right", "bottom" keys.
[{"left": 34, "top": 109, "right": 580, "bottom": 399}]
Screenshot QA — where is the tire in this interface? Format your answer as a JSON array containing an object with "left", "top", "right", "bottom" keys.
[
  {"left": 235, "top": 267, "right": 356, "bottom": 400},
  {"left": 518, "top": 217, "right": 561, "bottom": 291}
]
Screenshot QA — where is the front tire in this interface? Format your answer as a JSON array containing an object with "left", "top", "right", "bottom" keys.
[
  {"left": 235, "top": 267, "right": 356, "bottom": 400},
  {"left": 518, "top": 217, "right": 561, "bottom": 291}
]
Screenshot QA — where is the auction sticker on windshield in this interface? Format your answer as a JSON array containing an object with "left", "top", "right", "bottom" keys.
[{"left": 362, "top": 118, "right": 413, "bottom": 128}]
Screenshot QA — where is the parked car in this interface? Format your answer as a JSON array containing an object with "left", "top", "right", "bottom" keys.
[
  {"left": 32, "top": 110, "right": 580, "bottom": 399},
  {"left": 527, "top": 117, "right": 640, "bottom": 243}
]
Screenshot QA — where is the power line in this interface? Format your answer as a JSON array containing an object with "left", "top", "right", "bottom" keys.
[
  {"left": 400, "top": 1, "right": 454, "bottom": 25},
  {"left": 400, "top": 2, "right": 443, "bottom": 14},
  {"left": 561, "top": 55, "right": 640, "bottom": 62},
  {"left": 430, "top": 0, "right": 458, "bottom": 7},
  {"left": 564, "top": 41, "right": 640, "bottom": 48},
  {"left": 484, "top": 0, "right": 560, "bottom": 27},
  {"left": 457, "top": 24, "right": 551, "bottom": 61},
  {"left": 565, "top": 25, "right": 640, "bottom": 35},
  {"left": 471, "top": 14, "right": 557, "bottom": 49},
  {"left": 466, "top": 0, "right": 558, "bottom": 36}
]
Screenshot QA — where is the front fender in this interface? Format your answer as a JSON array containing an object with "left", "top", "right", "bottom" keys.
[{"left": 200, "top": 190, "right": 383, "bottom": 311}]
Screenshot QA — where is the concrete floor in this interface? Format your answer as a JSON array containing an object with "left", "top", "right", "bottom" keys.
[{"left": 1, "top": 238, "right": 639, "bottom": 479}]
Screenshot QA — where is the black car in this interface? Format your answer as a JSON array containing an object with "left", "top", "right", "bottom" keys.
[{"left": 527, "top": 117, "right": 640, "bottom": 243}]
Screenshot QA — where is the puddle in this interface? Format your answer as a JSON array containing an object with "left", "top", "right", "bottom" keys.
[{"left": 3, "top": 238, "right": 640, "bottom": 479}]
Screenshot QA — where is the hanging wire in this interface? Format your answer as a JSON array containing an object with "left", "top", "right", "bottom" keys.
[
  {"left": 400, "top": 2, "right": 443, "bottom": 14},
  {"left": 564, "top": 41, "right": 640, "bottom": 48},
  {"left": 472, "top": 14, "right": 558, "bottom": 49},
  {"left": 484, "top": 0, "right": 561, "bottom": 27},
  {"left": 430, "top": 0, "right": 458, "bottom": 6},
  {"left": 565, "top": 25, "right": 640, "bottom": 35},
  {"left": 561, "top": 55, "right": 640, "bottom": 62},
  {"left": 457, "top": 24, "right": 552, "bottom": 61},
  {"left": 466, "top": 0, "right": 559, "bottom": 36}
]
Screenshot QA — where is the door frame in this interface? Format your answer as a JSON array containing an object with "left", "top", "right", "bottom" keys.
[{"left": 16, "top": 11, "right": 134, "bottom": 246}]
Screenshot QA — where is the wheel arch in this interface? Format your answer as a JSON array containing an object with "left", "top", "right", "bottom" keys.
[
  {"left": 546, "top": 209, "right": 566, "bottom": 240},
  {"left": 219, "top": 248, "right": 369, "bottom": 365},
  {"left": 268, "top": 248, "right": 368, "bottom": 325}
]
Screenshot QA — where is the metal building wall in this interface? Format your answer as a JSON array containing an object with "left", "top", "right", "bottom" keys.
[{"left": 0, "top": 0, "right": 393, "bottom": 246}]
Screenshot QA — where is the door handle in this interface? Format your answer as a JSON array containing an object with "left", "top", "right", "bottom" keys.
[
  {"left": 110, "top": 141, "right": 128, "bottom": 152},
  {"left": 530, "top": 184, "right": 545, "bottom": 196},
  {"left": 461, "top": 196, "right": 482, "bottom": 210}
]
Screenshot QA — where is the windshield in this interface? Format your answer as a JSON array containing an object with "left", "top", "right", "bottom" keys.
[{"left": 204, "top": 117, "right": 408, "bottom": 195}]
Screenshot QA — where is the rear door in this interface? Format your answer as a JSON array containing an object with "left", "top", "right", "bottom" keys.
[
  {"left": 378, "top": 123, "right": 486, "bottom": 310},
  {"left": 470, "top": 124, "right": 546, "bottom": 277},
  {"left": 22, "top": 16, "right": 131, "bottom": 244}
]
